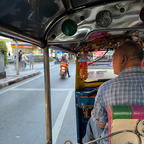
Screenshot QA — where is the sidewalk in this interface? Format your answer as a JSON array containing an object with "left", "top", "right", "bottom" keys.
[{"left": 0, "top": 63, "right": 43, "bottom": 89}]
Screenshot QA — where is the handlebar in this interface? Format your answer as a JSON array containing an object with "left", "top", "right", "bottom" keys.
[{"left": 85, "top": 129, "right": 142, "bottom": 144}]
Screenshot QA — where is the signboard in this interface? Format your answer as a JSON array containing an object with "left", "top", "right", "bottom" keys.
[
  {"left": 93, "top": 51, "right": 103, "bottom": 56},
  {"left": 11, "top": 44, "right": 36, "bottom": 49},
  {"left": 56, "top": 51, "right": 65, "bottom": 54}
]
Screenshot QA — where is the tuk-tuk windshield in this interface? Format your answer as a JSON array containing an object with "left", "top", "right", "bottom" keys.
[{"left": 85, "top": 50, "right": 117, "bottom": 82}]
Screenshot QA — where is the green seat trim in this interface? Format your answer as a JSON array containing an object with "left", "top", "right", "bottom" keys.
[{"left": 112, "top": 106, "right": 132, "bottom": 119}]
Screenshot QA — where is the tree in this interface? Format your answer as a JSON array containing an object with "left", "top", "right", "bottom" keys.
[{"left": 0, "top": 39, "right": 8, "bottom": 66}]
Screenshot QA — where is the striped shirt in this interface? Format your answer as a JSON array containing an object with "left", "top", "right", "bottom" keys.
[{"left": 91, "top": 66, "right": 144, "bottom": 143}]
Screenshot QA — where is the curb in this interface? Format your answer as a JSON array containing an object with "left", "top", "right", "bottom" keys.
[{"left": 0, "top": 71, "right": 41, "bottom": 89}]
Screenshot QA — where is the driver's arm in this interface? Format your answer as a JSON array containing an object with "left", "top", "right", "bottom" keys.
[{"left": 91, "top": 85, "right": 107, "bottom": 128}]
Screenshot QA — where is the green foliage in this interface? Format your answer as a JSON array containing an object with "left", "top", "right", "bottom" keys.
[{"left": 0, "top": 39, "right": 8, "bottom": 65}]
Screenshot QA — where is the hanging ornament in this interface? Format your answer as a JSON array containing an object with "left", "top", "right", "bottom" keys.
[{"left": 78, "top": 51, "right": 88, "bottom": 81}]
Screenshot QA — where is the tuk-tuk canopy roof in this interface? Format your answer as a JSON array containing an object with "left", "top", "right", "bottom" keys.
[{"left": 0, "top": 0, "right": 144, "bottom": 53}]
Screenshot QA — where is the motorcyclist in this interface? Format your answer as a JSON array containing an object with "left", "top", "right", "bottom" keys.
[{"left": 60, "top": 55, "right": 70, "bottom": 77}]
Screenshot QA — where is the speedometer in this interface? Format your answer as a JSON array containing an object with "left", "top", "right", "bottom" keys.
[{"left": 96, "top": 10, "right": 112, "bottom": 27}]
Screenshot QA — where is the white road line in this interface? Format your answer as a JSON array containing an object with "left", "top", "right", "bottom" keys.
[
  {"left": 11, "top": 88, "right": 44, "bottom": 91},
  {"left": 10, "top": 88, "right": 74, "bottom": 92},
  {"left": 52, "top": 90, "right": 74, "bottom": 144},
  {"left": 0, "top": 65, "right": 60, "bottom": 95},
  {"left": 0, "top": 64, "right": 67, "bottom": 95},
  {"left": 0, "top": 74, "right": 44, "bottom": 95}
]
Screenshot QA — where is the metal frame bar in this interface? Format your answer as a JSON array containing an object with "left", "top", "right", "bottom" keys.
[
  {"left": 43, "top": 46, "right": 52, "bottom": 144},
  {"left": 65, "top": 0, "right": 73, "bottom": 10},
  {"left": 0, "top": 26, "right": 42, "bottom": 47}
]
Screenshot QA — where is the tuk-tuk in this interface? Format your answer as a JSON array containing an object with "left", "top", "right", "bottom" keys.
[{"left": 1, "top": 0, "right": 144, "bottom": 144}]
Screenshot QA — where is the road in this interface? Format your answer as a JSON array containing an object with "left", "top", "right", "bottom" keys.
[{"left": 0, "top": 62, "right": 77, "bottom": 144}]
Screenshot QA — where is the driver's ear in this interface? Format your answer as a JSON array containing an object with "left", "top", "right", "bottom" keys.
[{"left": 121, "top": 55, "right": 128, "bottom": 65}]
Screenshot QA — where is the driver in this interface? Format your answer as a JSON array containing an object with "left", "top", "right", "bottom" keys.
[
  {"left": 61, "top": 55, "right": 70, "bottom": 77},
  {"left": 83, "top": 41, "right": 144, "bottom": 144}
]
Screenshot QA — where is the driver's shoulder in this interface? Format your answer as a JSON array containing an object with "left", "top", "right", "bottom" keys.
[{"left": 99, "top": 78, "right": 116, "bottom": 90}]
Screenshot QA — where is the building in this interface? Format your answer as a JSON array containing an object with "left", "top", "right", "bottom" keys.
[
  {"left": 11, "top": 41, "right": 40, "bottom": 55},
  {"left": 0, "top": 36, "right": 41, "bottom": 56}
]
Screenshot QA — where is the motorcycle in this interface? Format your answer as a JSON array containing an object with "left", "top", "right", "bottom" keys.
[{"left": 60, "top": 62, "right": 68, "bottom": 79}]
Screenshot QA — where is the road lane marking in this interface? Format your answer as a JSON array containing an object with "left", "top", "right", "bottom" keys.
[
  {"left": 0, "top": 74, "right": 44, "bottom": 95},
  {"left": 10, "top": 88, "right": 74, "bottom": 91},
  {"left": 52, "top": 90, "right": 74, "bottom": 144},
  {"left": 0, "top": 64, "right": 62, "bottom": 95},
  {"left": 0, "top": 62, "right": 73, "bottom": 95},
  {"left": 11, "top": 88, "right": 44, "bottom": 91}
]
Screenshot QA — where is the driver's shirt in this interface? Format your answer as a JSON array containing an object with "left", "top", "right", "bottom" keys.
[{"left": 91, "top": 66, "right": 144, "bottom": 143}]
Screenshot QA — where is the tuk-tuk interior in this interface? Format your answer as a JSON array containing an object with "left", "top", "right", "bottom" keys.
[
  {"left": 74, "top": 30, "right": 144, "bottom": 143},
  {"left": 0, "top": 0, "right": 144, "bottom": 144}
]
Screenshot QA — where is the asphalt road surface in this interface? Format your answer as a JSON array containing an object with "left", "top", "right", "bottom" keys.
[{"left": 0, "top": 62, "right": 77, "bottom": 144}]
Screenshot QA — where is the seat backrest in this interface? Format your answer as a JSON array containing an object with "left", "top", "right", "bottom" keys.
[{"left": 108, "top": 105, "right": 144, "bottom": 144}]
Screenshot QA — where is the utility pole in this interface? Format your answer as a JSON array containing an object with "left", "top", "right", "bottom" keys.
[{"left": 14, "top": 40, "right": 19, "bottom": 75}]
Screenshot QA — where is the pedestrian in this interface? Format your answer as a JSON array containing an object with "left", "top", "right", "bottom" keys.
[
  {"left": 29, "top": 52, "right": 34, "bottom": 70},
  {"left": 22, "top": 52, "right": 28, "bottom": 70},
  {"left": 18, "top": 50, "right": 22, "bottom": 69},
  {"left": 14, "top": 55, "right": 16, "bottom": 70}
]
